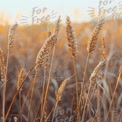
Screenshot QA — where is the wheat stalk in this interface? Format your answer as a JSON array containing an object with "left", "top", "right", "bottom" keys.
[
  {"left": 66, "top": 17, "right": 79, "bottom": 114},
  {"left": 37, "top": 21, "right": 59, "bottom": 122},
  {"left": 3, "top": 23, "right": 18, "bottom": 122},
  {"left": 81, "top": 60, "right": 105, "bottom": 122},
  {"left": 0, "top": 49, "right": 6, "bottom": 122},
  {"left": 27, "top": 72, "right": 37, "bottom": 122},
  {"left": 79, "top": 19, "right": 104, "bottom": 119},
  {"left": 39, "top": 18, "right": 61, "bottom": 122},
  {"left": 90, "top": 60, "right": 105, "bottom": 122},
  {"left": 39, "top": 17, "right": 61, "bottom": 119}
]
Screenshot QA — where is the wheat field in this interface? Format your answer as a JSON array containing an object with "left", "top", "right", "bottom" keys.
[{"left": 0, "top": 16, "right": 122, "bottom": 122}]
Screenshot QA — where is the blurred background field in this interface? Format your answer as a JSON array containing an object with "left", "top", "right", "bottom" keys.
[{"left": 0, "top": 0, "right": 122, "bottom": 121}]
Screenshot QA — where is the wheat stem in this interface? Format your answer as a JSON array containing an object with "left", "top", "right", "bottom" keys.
[
  {"left": 72, "top": 58, "right": 79, "bottom": 111},
  {"left": 97, "top": 86, "right": 101, "bottom": 122},
  {"left": 78, "top": 54, "right": 90, "bottom": 110},
  {"left": 81, "top": 81, "right": 92, "bottom": 122},
  {"left": 51, "top": 102, "right": 58, "bottom": 122},
  {"left": 105, "top": 67, "right": 122, "bottom": 122},
  {"left": 40, "top": 46, "right": 56, "bottom": 122},
  {"left": 27, "top": 72, "right": 37, "bottom": 122}
]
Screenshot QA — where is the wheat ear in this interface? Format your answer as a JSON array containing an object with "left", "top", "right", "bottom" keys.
[
  {"left": 17, "top": 68, "right": 25, "bottom": 91},
  {"left": 0, "top": 49, "right": 6, "bottom": 83},
  {"left": 87, "top": 19, "right": 104, "bottom": 54},
  {"left": 66, "top": 16, "right": 77, "bottom": 58},
  {"left": 3, "top": 23, "right": 18, "bottom": 122},
  {"left": 35, "top": 34, "right": 57, "bottom": 71},
  {"left": 8, "top": 23, "right": 18, "bottom": 49}
]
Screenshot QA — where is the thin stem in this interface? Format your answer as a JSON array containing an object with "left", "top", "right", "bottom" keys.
[
  {"left": 97, "top": 86, "right": 101, "bottom": 122},
  {"left": 40, "top": 46, "right": 55, "bottom": 122},
  {"left": 18, "top": 76, "right": 35, "bottom": 120},
  {"left": 81, "top": 81, "right": 92, "bottom": 122},
  {"left": 51, "top": 102, "right": 58, "bottom": 122},
  {"left": 3, "top": 49, "right": 9, "bottom": 122},
  {"left": 46, "top": 106, "right": 55, "bottom": 121},
  {"left": 41, "top": 67, "right": 46, "bottom": 114},
  {"left": 79, "top": 54, "right": 90, "bottom": 106},
  {"left": 72, "top": 58, "right": 79, "bottom": 110},
  {"left": 102, "top": 91, "right": 107, "bottom": 122},
  {"left": 5, "top": 92, "right": 18, "bottom": 121},
  {"left": 27, "top": 72, "right": 37, "bottom": 122},
  {"left": 2, "top": 81, "right": 7, "bottom": 122},
  {"left": 33, "top": 68, "right": 47, "bottom": 122},
  {"left": 19, "top": 90, "right": 22, "bottom": 122},
  {"left": 105, "top": 72, "right": 121, "bottom": 122},
  {"left": 78, "top": 54, "right": 90, "bottom": 121}
]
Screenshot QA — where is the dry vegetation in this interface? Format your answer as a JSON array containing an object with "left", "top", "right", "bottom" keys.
[{"left": 0, "top": 16, "right": 122, "bottom": 122}]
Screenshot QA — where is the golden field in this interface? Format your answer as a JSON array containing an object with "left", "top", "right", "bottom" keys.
[{"left": 0, "top": 17, "right": 122, "bottom": 122}]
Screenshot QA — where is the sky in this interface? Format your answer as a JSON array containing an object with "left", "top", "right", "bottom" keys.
[{"left": 0, "top": 0, "right": 121, "bottom": 24}]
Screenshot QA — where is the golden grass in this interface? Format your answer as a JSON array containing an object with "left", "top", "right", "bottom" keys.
[{"left": 0, "top": 17, "right": 122, "bottom": 122}]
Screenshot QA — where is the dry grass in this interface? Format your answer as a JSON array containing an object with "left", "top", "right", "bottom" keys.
[{"left": 0, "top": 16, "right": 122, "bottom": 122}]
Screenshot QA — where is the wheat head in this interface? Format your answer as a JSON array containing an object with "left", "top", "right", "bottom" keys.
[
  {"left": 35, "top": 34, "right": 57, "bottom": 71},
  {"left": 87, "top": 19, "right": 104, "bottom": 54},
  {"left": 0, "top": 49, "right": 6, "bottom": 83},
  {"left": 8, "top": 23, "right": 18, "bottom": 49},
  {"left": 17, "top": 68, "right": 25, "bottom": 91},
  {"left": 66, "top": 16, "right": 77, "bottom": 59}
]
